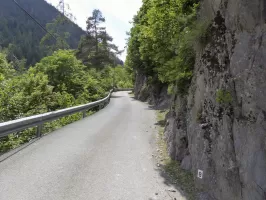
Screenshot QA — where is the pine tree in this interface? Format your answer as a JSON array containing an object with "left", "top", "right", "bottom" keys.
[{"left": 77, "top": 9, "right": 123, "bottom": 69}]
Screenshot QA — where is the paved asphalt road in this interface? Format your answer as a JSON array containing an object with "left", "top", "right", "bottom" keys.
[{"left": 0, "top": 92, "right": 186, "bottom": 200}]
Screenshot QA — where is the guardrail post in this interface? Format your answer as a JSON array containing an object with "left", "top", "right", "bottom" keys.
[
  {"left": 36, "top": 124, "right": 43, "bottom": 138},
  {"left": 82, "top": 111, "right": 86, "bottom": 119}
]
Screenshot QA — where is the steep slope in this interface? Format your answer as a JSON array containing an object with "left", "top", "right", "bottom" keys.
[{"left": 0, "top": 0, "right": 85, "bottom": 66}]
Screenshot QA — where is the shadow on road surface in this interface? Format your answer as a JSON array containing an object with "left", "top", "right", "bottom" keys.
[
  {"left": 129, "top": 97, "right": 138, "bottom": 101},
  {"left": 0, "top": 138, "right": 40, "bottom": 163}
]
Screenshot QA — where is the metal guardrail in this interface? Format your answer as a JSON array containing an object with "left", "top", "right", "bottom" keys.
[{"left": 0, "top": 90, "right": 113, "bottom": 139}]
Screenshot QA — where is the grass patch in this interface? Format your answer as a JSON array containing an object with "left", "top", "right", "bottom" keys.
[{"left": 155, "top": 110, "right": 197, "bottom": 200}]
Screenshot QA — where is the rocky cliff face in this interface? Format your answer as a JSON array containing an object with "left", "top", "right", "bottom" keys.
[
  {"left": 164, "top": 0, "right": 266, "bottom": 199},
  {"left": 134, "top": 0, "right": 266, "bottom": 199},
  {"left": 134, "top": 71, "right": 170, "bottom": 109}
]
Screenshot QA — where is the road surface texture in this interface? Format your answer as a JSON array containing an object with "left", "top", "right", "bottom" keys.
[{"left": 0, "top": 92, "right": 186, "bottom": 200}]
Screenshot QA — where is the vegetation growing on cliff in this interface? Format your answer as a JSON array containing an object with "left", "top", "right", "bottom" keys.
[{"left": 216, "top": 89, "right": 232, "bottom": 104}]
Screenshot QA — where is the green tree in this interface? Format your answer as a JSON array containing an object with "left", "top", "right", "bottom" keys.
[
  {"left": 87, "top": 9, "right": 106, "bottom": 56},
  {"left": 40, "top": 0, "right": 76, "bottom": 53},
  {"left": 76, "top": 9, "right": 123, "bottom": 69},
  {"left": 32, "top": 50, "right": 87, "bottom": 98},
  {"left": 0, "top": 52, "right": 15, "bottom": 81},
  {"left": 113, "top": 65, "right": 133, "bottom": 88},
  {"left": 40, "top": 16, "right": 70, "bottom": 53},
  {"left": 125, "top": 0, "right": 200, "bottom": 95}
]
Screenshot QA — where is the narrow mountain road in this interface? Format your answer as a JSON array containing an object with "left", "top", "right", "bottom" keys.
[{"left": 0, "top": 92, "right": 186, "bottom": 200}]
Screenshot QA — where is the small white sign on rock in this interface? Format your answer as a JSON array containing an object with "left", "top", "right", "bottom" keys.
[{"left": 197, "top": 169, "right": 203, "bottom": 179}]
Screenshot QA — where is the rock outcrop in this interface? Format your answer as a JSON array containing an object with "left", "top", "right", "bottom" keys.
[
  {"left": 163, "top": 0, "right": 266, "bottom": 199},
  {"left": 133, "top": 0, "right": 266, "bottom": 199},
  {"left": 134, "top": 71, "right": 170, "bottom": 109}
]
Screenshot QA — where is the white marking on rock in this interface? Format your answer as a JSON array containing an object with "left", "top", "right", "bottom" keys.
[{"left": 197, "top": 169, "right": 204, "bottom": 179}]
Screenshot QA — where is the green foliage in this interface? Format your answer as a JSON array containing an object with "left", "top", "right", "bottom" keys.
[
  {"left": 40, "top": 15, "right": 70, "bottom": 53},
  {"left": 216, "top": 89, "right": 232, "bottom": 104},
  {"left": 33, "top": 50, "right": 86, "bottom": 97},
  {"left": 76, "top": 9, "right": 123, "bottom": 69},
  {"left": 0, "top": 3, "right": 131, "bottom": 154},
  {"left": 0, "top": 52, "right": 15, "bottom": 80},
  {"left": 125, "top": 0, "right": 201, "bottom": 95},
  {"left": 0, "top": 48, "right": 132, "bottom": 153},
  {"left": 167, "top": 83, "right": 175, "bottom": 95},
  {"left": 113, "top": 65, "right": 133, "bottom": 88}
]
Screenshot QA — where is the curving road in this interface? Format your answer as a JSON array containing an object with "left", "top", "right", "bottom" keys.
[{"left": 0, "top": 92, "right": 186, "bottom": 200}]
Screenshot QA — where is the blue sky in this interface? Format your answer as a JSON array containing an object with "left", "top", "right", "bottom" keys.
[{"left": 45, "top": 0, "right": 142, "bottom": 61}]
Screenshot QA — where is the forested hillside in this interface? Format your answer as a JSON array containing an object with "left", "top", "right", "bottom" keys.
[{"left": 0, "top": 0, "right": 85, "bottom": 66}]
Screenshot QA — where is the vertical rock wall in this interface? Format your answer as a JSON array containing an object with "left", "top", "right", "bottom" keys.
[{"left": 164, "top": 0, "right": 266, "bottom": 199}]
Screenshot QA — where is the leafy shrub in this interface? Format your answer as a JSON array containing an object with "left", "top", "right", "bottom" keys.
[{"left": 167, "top": 83, "right": 175, "bottom": 95}]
